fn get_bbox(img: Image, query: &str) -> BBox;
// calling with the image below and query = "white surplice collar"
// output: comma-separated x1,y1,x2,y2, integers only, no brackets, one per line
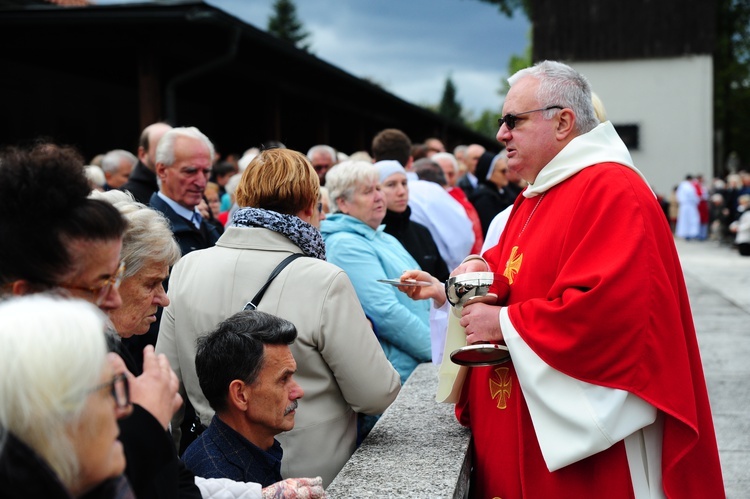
523,121,649,198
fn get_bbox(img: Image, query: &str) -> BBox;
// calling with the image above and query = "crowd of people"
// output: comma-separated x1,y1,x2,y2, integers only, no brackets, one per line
0,60,727,498
669,171,750,255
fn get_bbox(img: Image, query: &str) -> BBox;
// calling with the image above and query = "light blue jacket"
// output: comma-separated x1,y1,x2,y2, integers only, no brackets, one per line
321,214,431,382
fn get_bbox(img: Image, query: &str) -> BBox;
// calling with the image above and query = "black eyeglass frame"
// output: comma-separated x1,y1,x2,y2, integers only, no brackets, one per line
90,373,130,409
497,105,563,130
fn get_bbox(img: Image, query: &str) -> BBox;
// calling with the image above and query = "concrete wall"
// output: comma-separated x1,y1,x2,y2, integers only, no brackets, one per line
326,363,471,498
571,56,713,196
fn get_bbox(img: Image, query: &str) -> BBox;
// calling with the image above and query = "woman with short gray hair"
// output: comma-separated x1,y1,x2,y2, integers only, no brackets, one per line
321,160,432,384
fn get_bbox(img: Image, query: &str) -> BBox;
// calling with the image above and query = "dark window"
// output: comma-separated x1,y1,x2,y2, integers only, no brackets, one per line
614,124,639,150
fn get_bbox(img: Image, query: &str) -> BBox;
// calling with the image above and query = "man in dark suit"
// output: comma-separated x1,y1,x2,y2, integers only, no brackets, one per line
146,126,221,451
122,122,172,204
456,143,485,197
127,125,218,365
149,126,220,255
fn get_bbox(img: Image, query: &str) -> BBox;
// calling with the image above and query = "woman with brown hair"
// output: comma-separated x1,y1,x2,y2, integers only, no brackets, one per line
156,148,400,487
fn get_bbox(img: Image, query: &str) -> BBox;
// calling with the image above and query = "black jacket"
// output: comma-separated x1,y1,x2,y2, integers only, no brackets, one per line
0,430,135,499
468,184,516,237
457,174,476,198
382,207,450,282
121,161,158,205
107,335,202,499
149,193,220,256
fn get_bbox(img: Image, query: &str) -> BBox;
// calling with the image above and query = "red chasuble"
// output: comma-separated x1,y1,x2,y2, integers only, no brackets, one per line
456,163,724,498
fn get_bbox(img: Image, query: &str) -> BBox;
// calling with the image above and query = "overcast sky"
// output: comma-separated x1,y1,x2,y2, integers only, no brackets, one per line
97,0,531,116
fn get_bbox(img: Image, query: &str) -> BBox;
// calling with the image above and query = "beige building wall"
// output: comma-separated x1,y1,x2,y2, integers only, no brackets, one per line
572,56,713,196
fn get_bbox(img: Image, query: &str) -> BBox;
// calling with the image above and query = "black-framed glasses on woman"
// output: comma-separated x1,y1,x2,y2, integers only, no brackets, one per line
90,373,131,410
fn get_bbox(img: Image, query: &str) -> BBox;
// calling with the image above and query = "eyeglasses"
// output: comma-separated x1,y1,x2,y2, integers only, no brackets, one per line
90,373,130,410
497,106,563,130
59,262,125,306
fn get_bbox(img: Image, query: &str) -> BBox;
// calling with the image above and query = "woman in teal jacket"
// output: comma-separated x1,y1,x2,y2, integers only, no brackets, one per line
321,160,431,383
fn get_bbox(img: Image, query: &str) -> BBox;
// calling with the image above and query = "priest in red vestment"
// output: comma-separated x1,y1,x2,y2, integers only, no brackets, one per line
450,61,724,498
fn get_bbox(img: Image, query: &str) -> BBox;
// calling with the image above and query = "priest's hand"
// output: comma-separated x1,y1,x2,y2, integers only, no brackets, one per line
459,302,503,344
451,254,490,276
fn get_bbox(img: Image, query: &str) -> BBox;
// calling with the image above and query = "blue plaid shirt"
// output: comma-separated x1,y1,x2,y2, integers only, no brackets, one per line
182,415,283,487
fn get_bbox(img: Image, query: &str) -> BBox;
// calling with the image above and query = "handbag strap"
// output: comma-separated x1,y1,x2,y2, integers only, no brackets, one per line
243,253,305,311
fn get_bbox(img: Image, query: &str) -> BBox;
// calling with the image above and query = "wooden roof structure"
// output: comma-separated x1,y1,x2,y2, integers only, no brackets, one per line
0,1,498,159
531,0,715,62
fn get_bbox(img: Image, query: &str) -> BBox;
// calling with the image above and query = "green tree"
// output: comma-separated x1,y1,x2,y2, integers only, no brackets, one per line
469,109,502,139
267,0,311,51
500,30,533,95
476,0,531,18
715,0,750,173
461,0,532,138
438,76,464,124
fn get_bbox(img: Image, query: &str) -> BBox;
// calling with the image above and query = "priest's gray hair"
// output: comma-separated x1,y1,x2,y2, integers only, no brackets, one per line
508,60,599,135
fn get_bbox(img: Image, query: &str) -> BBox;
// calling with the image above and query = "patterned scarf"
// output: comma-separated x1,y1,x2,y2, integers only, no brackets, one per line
231,207,326,260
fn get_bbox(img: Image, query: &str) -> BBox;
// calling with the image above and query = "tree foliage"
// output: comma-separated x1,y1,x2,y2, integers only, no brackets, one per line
715,0,750,171
267,0,311,52
468,109,502,139
461,1,532,138
438,76,463,123
500,31,533,96
476,0,531,18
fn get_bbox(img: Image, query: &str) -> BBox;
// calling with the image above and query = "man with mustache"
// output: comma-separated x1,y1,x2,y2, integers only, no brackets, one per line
182,310,320,493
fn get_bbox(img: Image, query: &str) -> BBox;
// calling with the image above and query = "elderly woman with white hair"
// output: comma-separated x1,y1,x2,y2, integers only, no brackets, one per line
0,294,133,498
320,160,432,383
97,191,179,337
90,190,181,360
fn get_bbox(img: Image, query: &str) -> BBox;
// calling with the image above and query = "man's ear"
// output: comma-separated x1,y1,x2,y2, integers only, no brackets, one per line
8,279,34,296
155,162,168,180
137,146,147,163
228,379,250,411
555,109,576,140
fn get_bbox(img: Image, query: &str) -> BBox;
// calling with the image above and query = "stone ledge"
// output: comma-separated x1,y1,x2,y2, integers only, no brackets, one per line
326,363,471,498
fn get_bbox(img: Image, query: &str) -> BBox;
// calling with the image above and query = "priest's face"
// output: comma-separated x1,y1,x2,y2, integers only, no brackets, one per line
497,76,562,185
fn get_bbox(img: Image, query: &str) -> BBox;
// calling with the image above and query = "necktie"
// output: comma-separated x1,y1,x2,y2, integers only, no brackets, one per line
191,212,202,230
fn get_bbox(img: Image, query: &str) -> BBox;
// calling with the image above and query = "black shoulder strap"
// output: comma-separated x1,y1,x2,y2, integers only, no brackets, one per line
243,253,305,311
